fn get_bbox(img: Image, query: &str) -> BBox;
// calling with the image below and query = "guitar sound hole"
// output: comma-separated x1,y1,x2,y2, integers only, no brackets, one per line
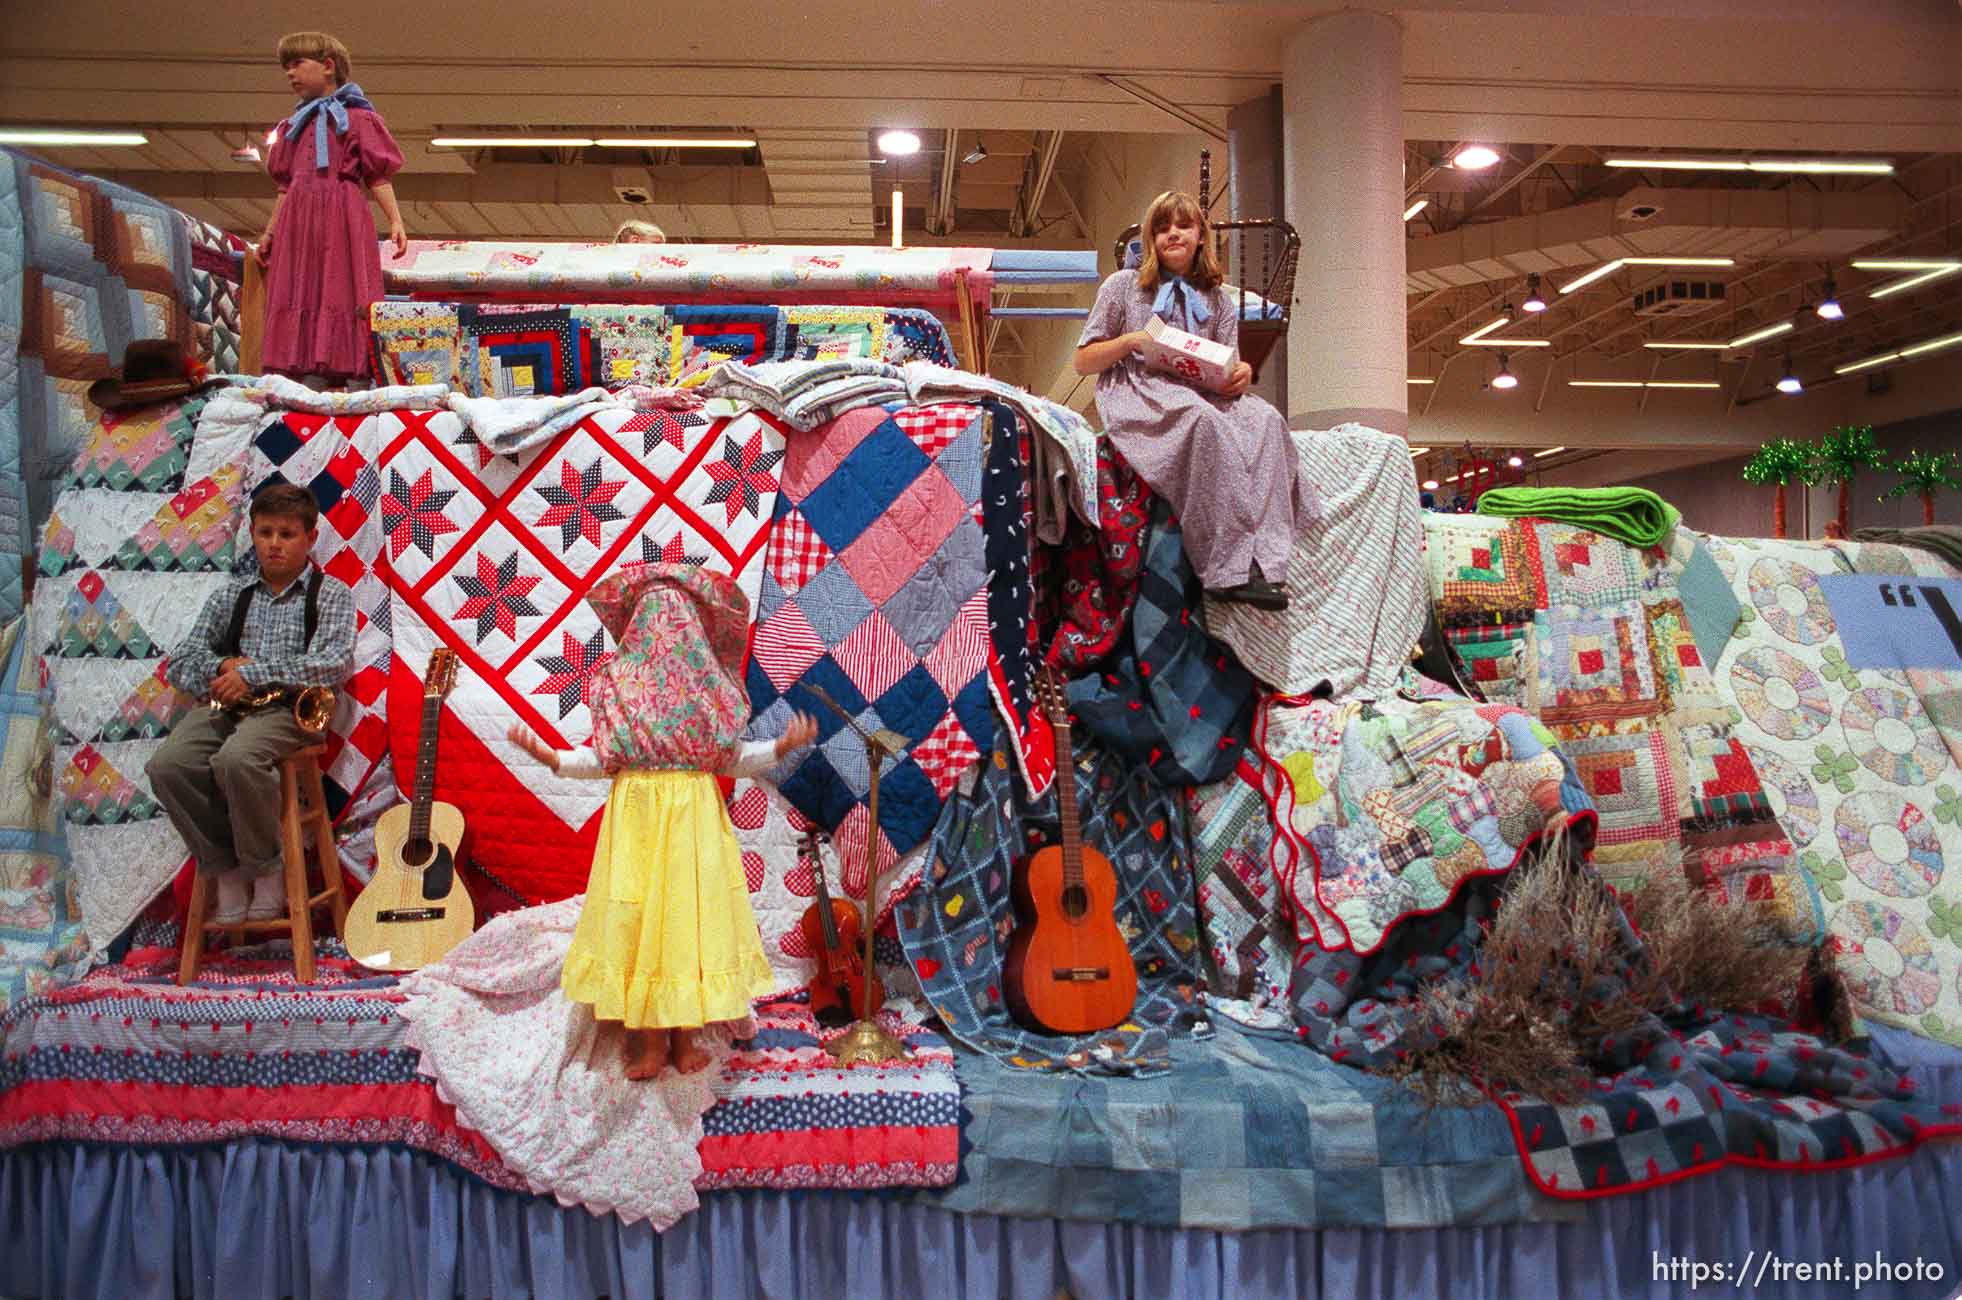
1060,884,1090,920
403,839,433,868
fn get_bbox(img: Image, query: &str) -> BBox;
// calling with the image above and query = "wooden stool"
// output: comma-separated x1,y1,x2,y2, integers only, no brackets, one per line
178,745,348,984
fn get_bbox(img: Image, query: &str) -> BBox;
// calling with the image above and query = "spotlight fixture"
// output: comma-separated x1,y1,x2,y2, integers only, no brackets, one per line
1815,277,1843,321
962,139,988,165
1520,274,1547,313
229,137,262,165
1422,478,1441,491
876,129,921,156
1491,353,1520,390
1776,355,1803,394
1452,144,1501,170
1506,455,1524,468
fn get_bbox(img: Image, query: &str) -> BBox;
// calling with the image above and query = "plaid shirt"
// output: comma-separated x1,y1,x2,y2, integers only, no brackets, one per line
166,563,355,697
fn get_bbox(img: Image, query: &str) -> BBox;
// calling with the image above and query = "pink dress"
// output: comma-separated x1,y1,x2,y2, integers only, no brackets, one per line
263,105,403,380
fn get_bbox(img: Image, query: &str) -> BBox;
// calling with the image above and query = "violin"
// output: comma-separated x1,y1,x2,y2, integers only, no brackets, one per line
795,829,884,1026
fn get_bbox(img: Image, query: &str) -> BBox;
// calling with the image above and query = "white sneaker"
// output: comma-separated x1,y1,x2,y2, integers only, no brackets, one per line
245,872,287,922
208,874,249,926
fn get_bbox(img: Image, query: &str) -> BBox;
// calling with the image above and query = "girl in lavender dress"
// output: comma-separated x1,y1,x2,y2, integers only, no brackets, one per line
256,31,406,383
1073,190,1316,610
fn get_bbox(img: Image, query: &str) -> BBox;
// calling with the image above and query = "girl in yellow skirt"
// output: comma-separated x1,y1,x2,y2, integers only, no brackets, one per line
508,562,815,1079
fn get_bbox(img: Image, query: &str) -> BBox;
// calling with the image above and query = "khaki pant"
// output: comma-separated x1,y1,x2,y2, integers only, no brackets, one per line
145,704,311,878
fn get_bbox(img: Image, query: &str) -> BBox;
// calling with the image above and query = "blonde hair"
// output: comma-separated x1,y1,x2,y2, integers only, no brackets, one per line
1136,190,1221,293
277,31,351,85
614,220,666,245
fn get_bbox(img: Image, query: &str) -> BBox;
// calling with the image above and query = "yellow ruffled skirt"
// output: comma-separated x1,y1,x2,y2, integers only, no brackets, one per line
560,769,775,1029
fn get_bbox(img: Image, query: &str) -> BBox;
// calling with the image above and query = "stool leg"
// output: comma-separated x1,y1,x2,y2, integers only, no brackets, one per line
178,871,210,985
305,761,348,938
281,763,317,983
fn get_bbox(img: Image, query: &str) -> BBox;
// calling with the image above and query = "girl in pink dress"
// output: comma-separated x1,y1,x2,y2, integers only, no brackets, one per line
257,31,406,383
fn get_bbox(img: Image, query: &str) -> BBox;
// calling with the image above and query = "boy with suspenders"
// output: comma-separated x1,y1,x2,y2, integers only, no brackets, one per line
147,484,356,926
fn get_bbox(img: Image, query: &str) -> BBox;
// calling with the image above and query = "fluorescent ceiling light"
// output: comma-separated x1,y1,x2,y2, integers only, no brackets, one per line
1408,446,1432,456
1869,265,1961,299
876,129,921,156
0,128,148,146
1458,315,1551,347
1452,145,1502,170
592,137,756,149
1559,260,1624,294
1643,341,1730,350
1726,321,1794,349
1849,259,1961,271
1603,156,1892,176
1406,377,1436,385
1558,255,1737,296
432,136,595,147
1569,380,1721,390
1402,199,1428,221
1831,329,1962,376
1535,445,1567,457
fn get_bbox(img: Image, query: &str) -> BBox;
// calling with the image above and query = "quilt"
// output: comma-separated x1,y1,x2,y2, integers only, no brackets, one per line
2,148,200,623
1187,759,1294,1011
1204,424,1426,699
1424,514,1819,946
30,391,256,954
0,611,88,1011
369,302,955,395
383,241,991,303
896,742,1205,1077
376,402,783,906
745,401,996,905
1260,692,1596,957
0,935,963,1200
1705,533,1962,1045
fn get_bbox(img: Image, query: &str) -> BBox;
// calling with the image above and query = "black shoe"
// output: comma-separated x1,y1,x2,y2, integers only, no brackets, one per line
1209,579,1290,611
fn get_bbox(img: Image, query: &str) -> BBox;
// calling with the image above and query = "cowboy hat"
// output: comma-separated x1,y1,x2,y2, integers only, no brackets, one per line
87,339,223,410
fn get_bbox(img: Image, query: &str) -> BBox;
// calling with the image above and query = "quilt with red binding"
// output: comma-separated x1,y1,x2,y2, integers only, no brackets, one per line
377,403,783,906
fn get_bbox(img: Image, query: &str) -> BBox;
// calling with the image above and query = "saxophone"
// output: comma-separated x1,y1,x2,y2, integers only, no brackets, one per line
210,685,336,735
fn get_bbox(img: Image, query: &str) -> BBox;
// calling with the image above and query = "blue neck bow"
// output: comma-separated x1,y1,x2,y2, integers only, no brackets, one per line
285,82,373,171
1150,274,1211,326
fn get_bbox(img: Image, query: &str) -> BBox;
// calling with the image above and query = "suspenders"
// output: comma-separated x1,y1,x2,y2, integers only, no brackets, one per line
222,567,324,658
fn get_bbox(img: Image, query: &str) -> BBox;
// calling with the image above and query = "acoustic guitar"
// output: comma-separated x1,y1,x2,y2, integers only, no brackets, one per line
796,828,884,1027
345,649,474,970
1002,667,1138,1034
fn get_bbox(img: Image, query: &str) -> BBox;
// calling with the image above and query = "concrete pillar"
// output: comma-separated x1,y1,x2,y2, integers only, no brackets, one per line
1282,10,1407,435
1227,87,1286,413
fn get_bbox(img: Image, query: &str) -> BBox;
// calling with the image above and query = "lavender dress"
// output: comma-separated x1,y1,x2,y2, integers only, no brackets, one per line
263,106,403,380
1079,269,1316,589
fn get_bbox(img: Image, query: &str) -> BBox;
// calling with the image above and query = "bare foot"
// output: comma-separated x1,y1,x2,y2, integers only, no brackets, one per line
625,1028,670,1080
670,1026,714,1074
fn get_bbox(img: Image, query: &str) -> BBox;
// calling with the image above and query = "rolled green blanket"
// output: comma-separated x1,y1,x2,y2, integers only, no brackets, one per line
1475,486,1682,549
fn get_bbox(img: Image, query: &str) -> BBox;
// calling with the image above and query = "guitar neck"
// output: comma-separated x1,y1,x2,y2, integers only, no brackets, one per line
408,693,441,842
1053,718,1084,888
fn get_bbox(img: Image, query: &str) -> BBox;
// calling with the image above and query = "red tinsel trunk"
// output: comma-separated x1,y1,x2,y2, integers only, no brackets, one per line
1926,492,1937,527
1838,484,1851,532
1773,484,1787,538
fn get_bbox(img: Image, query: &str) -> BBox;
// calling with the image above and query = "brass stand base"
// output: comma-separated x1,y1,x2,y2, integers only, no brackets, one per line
825,1017,907,1065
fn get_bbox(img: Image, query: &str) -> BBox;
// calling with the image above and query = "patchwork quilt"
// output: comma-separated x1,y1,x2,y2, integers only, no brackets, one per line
30,391,256,953
1705,534,1962,1045
0,611,88,1011
0,936,962,1198
374,403,783,905
1424,514,1819,945
745,402,996,906
2,149,191,622
370,302,955,396
897,742,1205,1077
383,241,991,302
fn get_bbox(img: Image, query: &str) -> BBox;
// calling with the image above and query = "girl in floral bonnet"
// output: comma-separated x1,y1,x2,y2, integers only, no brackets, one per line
510,563,814,1078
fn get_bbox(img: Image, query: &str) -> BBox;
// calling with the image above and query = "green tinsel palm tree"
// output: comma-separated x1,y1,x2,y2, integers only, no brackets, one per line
1883,449,1962,527
1814,424,1890,532
1740,437,1817,539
